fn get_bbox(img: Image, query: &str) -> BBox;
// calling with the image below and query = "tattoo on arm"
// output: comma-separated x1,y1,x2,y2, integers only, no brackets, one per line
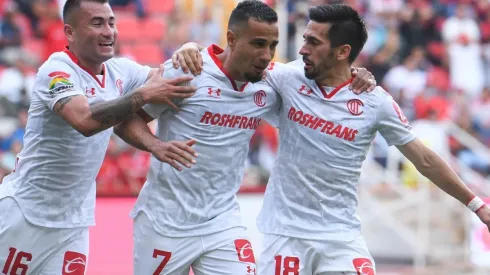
54,95,79,113
90,92,146,127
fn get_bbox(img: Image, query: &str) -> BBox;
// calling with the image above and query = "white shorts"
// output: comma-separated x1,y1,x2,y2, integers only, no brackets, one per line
133,212,257,275
257,233,375,275
0,197,89,275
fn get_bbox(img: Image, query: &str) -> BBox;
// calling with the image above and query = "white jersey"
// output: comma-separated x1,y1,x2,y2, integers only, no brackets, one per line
0,48,151,228
130,45,280,237
257,62,416,241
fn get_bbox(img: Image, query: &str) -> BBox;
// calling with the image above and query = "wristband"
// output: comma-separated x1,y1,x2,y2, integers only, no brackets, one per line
467,196,485,213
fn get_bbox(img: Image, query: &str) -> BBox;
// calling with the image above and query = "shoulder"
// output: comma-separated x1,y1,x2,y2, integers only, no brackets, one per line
106,57,137,67
357,86,393,108
36,55,80,87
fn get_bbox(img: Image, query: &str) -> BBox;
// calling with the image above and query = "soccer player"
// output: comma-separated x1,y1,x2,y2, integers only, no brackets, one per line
253,4,490,275
0,0,196,274
114,1,375,274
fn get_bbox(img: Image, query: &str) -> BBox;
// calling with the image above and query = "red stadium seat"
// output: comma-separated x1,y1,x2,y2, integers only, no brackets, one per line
130,43,163,66
116,16,140,42
145,0,175,15
140,17,167,42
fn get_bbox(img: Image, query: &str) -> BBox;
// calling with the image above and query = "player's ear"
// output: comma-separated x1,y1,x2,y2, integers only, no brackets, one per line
64,24,75,43
227,30,237,49
336,44,351,62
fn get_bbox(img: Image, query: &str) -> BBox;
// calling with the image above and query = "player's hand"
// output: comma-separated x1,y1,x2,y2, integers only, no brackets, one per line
150,139,198,171
350,67,376,94
476,204,490,233
143,64,196,111
172,42,203,76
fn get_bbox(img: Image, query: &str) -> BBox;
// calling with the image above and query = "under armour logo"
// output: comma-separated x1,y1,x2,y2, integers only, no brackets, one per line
246,265,256,274
85,87,95,98
208,88,221,98
298,85,312,95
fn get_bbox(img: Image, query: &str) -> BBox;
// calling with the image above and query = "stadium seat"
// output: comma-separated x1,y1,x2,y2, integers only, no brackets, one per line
130,43,164,66
146,0,175,15
141,17,167,42
116,16,140,42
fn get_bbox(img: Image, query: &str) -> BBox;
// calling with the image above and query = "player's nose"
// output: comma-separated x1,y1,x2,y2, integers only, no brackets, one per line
101,24,115,38
259,49,273,63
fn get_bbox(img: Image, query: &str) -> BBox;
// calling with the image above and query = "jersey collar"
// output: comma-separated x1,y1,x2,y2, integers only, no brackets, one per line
207,44,248,92
63,46,106,89
315,78,353,99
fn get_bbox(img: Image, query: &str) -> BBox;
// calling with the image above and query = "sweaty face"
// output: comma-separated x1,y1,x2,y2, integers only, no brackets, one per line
299,21,335,80
232,19,279,83
71,2,117,66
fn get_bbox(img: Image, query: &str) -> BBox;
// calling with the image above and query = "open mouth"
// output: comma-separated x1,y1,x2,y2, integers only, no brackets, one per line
99,42,114,47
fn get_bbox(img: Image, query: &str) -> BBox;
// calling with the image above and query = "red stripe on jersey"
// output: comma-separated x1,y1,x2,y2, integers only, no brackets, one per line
62,46,106,88
207,44,248,92
316,77,353,99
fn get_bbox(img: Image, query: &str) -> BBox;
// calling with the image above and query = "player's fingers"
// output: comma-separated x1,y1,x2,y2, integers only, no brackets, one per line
156,64,165,76
367,78,376,92
196,51,203,74
350,71,367,93
357,82,372,94
172,54,179,69
164,156,183,171
169,144,195,163
183,52,199,76
168,76,194,85
191,51,202,74
170,86,196,98
154,154,182,171
178,54,189,74
168,151,193,168
350,74,363,92
175,141,198,159
165,99,180,112
186,139,197,147
350,67,358,76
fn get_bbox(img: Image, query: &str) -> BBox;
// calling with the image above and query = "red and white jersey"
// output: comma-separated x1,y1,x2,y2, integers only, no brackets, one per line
257,62,416,241
131,45,280,237
0,48,151,228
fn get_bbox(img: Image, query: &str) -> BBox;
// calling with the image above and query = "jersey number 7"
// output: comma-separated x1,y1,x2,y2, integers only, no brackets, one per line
152,249,171,275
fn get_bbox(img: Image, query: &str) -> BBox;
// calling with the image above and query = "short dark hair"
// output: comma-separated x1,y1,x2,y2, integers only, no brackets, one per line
228,0,278,31
63,0,108,24
308,4,367,63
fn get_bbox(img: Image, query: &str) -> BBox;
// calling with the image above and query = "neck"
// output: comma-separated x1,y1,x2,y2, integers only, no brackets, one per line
315,65,352,87
69,46,104,75
219,47,246,82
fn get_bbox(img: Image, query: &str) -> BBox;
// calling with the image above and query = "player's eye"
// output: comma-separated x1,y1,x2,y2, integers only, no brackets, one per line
253,41,265,48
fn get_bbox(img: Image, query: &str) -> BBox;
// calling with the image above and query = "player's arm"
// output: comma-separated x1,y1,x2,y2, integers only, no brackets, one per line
53,65,195,137
397,139,487,211
114,110,197,171
375,88,490,231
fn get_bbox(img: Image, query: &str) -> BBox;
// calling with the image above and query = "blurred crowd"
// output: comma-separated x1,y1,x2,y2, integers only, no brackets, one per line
0,0,489,195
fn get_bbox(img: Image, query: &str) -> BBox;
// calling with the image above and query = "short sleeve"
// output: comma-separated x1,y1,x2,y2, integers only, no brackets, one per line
115,58,152,95
263,62,294,94
142,60,189,119
35,61,84,111
376,88,416,146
